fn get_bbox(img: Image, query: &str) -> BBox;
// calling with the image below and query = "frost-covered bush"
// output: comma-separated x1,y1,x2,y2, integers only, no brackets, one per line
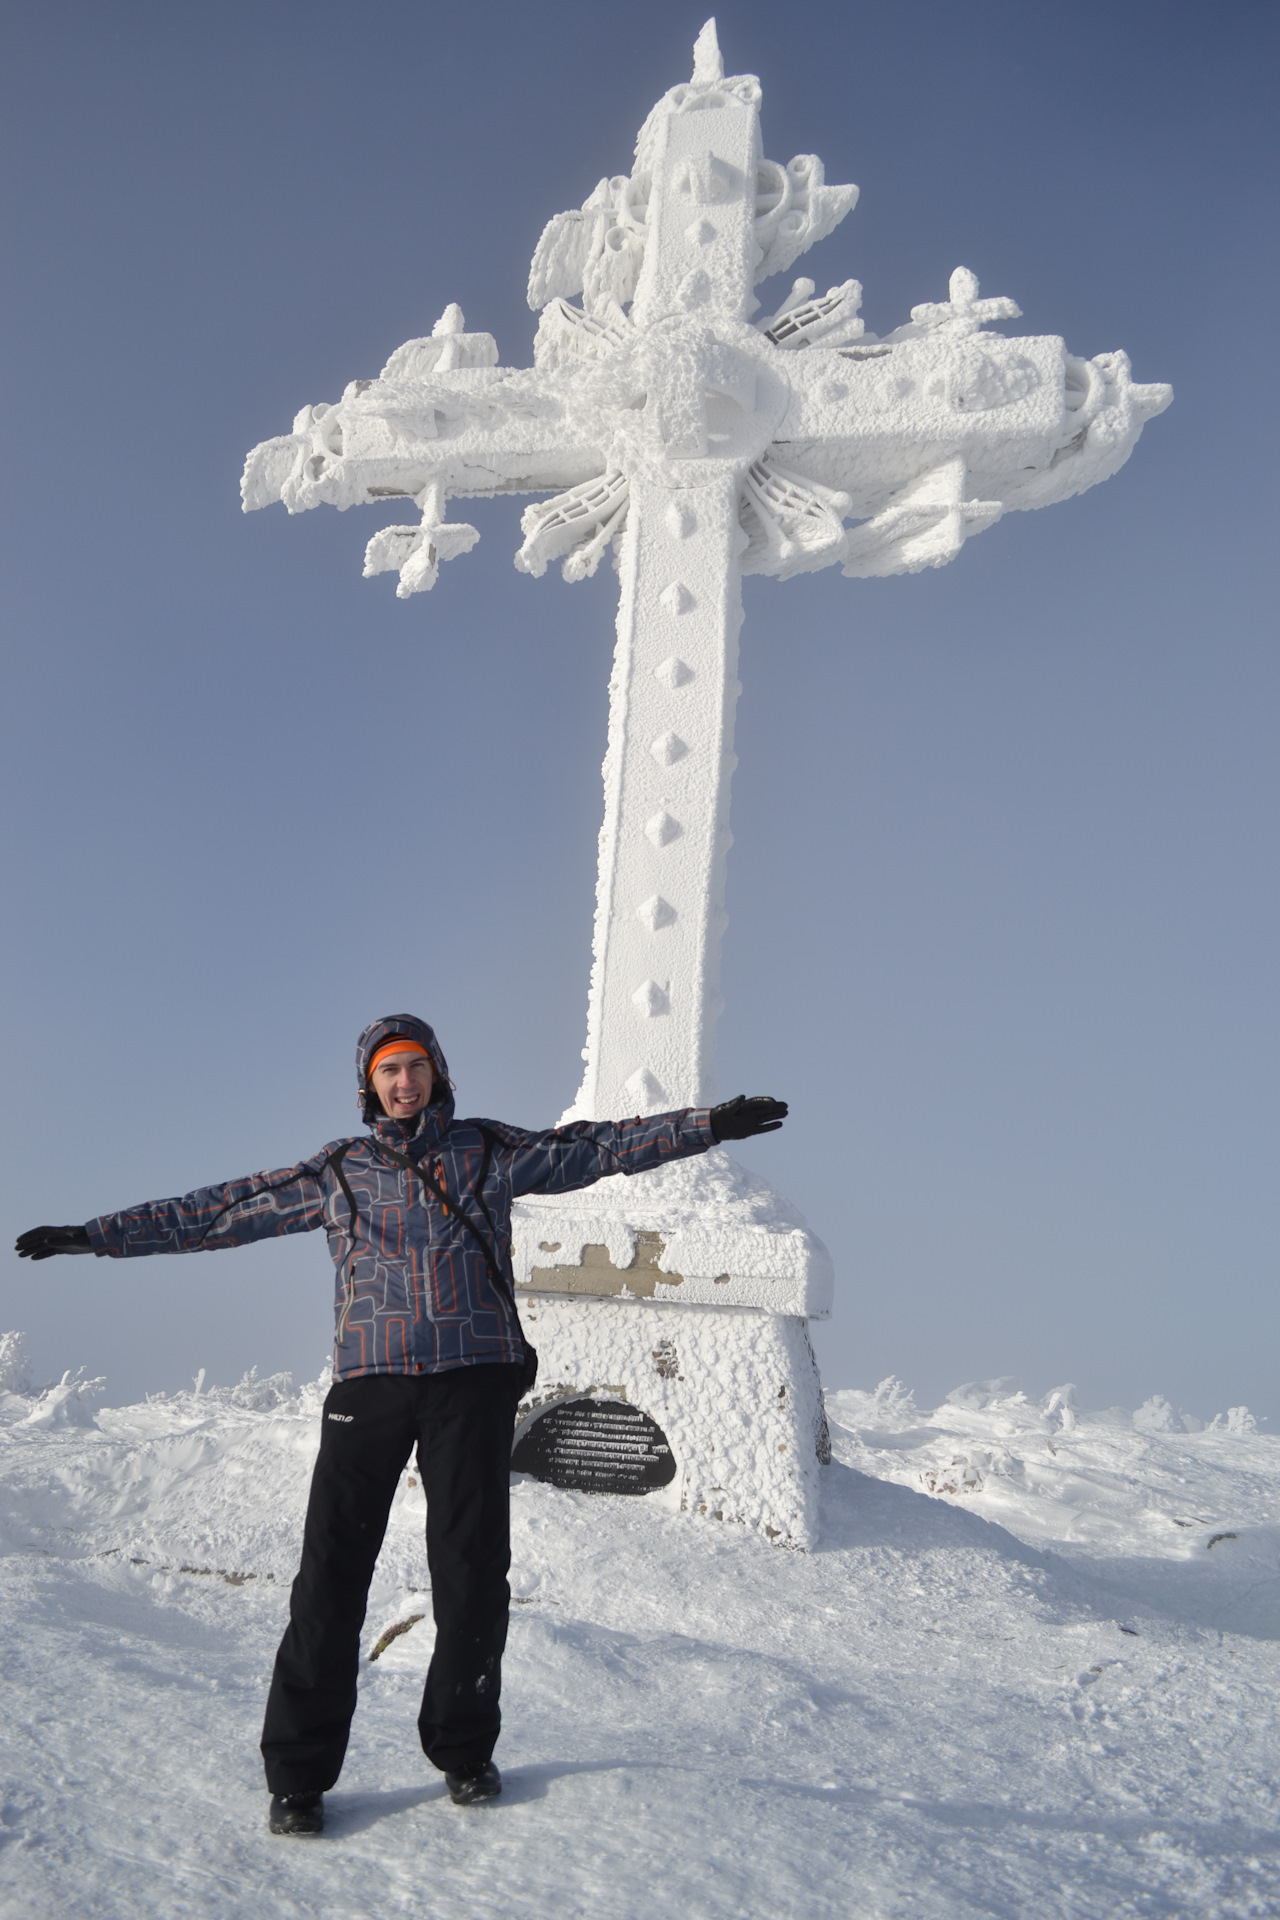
23,1368,107,1430
1134,1395,1205,1434
0,1330,33,1396
226,1367,303,1412
1043,1385,1079,1431
146,1361,333,1419
945,1378,1026,1412
1211,1406,1259,1434
2,1335,108,1427
824,1375,919,1431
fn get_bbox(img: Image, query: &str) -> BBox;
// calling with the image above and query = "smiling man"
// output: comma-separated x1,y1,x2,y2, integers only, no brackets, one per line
15,1013,786,1835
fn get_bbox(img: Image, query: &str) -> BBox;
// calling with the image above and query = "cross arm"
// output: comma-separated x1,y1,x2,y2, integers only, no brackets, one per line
243,367,597,512
241,304,604,595
738,273,1171,583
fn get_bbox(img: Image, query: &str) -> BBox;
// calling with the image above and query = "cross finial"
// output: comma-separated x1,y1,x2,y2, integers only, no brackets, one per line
691,18,724,85
906,266,1021,336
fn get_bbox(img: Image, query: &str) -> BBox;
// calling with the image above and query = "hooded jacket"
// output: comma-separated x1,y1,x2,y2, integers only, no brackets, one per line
86,1016,715,1381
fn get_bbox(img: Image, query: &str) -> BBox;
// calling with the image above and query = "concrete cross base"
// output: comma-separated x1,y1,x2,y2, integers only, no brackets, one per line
513,1293,831,1549
511,1150,835,1319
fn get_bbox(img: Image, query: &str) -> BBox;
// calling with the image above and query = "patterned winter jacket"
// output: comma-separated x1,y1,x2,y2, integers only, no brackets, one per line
86,1015,715,1381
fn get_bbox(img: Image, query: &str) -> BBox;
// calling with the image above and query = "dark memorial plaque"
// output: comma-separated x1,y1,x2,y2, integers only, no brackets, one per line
511,1397,676,1495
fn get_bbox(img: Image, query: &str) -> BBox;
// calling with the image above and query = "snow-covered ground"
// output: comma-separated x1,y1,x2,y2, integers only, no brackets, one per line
2,1337,1277,1919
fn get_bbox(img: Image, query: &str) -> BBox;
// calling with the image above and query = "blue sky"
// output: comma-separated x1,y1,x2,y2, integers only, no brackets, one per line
2,0,1276,1417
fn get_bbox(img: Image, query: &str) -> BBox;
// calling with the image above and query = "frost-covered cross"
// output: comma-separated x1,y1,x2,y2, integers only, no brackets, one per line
244,19,1166,1135
243,22,1168,1543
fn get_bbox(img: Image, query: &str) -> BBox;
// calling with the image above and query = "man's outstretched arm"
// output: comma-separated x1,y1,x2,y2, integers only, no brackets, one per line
15,1154,334,1261
503,1094,788,1197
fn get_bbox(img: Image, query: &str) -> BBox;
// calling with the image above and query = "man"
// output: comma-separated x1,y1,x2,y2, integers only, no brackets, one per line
16,1014,787,1835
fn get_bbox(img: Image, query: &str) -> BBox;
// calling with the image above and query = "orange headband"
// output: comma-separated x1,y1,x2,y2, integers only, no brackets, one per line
368,1038,431,1076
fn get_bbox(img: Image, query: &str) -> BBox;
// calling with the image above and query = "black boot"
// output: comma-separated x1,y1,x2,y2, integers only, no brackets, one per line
269,1791,324,1836
445,1760,501,1805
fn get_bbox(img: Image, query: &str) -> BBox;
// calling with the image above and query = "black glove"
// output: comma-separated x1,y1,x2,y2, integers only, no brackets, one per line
15,1226,93,1261
709,1095,788,1142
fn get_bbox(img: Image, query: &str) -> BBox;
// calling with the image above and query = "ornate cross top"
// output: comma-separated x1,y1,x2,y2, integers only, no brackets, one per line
243,18,1169,1127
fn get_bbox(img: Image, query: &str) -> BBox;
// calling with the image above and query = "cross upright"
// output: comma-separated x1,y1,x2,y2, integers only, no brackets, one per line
243,19,1168,1543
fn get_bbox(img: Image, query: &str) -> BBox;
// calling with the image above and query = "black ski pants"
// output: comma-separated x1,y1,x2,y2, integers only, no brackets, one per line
260,1362,524,1795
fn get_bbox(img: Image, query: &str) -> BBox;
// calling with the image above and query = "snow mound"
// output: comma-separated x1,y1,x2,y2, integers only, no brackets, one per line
826,1375,1280,1640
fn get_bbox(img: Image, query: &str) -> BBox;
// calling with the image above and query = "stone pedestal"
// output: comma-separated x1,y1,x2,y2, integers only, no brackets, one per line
514,1294,829,1548
510,1149,833,1548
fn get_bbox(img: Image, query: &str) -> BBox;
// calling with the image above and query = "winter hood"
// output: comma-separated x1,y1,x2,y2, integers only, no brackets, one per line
355,1015,454,1127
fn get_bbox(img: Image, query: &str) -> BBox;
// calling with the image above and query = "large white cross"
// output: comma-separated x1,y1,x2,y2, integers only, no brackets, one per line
243,18,1168,1313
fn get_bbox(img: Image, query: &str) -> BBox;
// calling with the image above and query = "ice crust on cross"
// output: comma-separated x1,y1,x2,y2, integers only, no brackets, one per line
243,21,1169,1314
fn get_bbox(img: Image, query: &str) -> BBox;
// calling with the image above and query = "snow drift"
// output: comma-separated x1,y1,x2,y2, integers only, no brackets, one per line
1,1340,1276,1918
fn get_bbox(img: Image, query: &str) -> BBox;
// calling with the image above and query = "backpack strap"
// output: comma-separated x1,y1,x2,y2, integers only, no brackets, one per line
324,1143,360,1237
470,1124,503,1265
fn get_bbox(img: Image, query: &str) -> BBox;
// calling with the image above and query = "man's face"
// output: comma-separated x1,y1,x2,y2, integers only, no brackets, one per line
370,1048,436,1120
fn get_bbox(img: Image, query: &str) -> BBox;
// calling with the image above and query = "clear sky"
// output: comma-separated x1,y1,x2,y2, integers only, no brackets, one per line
2,0,1276,1419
